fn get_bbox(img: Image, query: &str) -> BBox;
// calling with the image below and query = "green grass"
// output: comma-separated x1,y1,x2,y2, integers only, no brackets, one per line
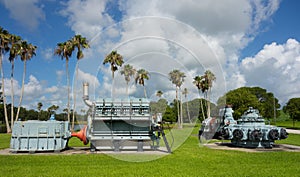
1,125,300,177
272,121,300,130
0,133,10,150
276,133,300,146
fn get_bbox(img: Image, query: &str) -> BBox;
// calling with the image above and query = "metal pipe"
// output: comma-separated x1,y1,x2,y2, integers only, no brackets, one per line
83,82,93,107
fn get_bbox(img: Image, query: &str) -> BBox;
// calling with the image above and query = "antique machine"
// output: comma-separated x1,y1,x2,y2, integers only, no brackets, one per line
10,117,71,152
199,106,288,148
72,83,171,152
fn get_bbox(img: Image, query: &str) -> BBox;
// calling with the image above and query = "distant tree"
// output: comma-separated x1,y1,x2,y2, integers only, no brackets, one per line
203,70,216,118
182,88,191,123
8,34,22,128
120,64,136,96
103,50,124,79
70,34,89,131
135,69,150,98
156,90,163,98
54,39,74,123
16,41,37,121
217,87,280,119
193,75,206,120
47,105,59,115
283,98,300,127
150,98,168,114
37,102,43,120
169,69,185,128
193,70,216,119
0,27,11,133
162,105,176,123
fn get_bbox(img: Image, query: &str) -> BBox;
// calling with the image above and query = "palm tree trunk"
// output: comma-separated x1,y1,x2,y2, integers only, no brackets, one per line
71,63,79,131
207,89,211,118
126,82,129,97
143,86,147,98
176,87,181,128
180,89,183,128
0,55,11,133
66,60,70,123
198,90,205,120
186,100,191,124
16,60,26,121
10,60,14,128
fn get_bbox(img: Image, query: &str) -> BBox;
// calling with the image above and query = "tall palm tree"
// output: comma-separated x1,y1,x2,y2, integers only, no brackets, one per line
193,75,206,120
203,70,216,118
156,90,163,98
135,69,150,98
120,64,136,96
8,34,21,127
70,34,89,131
169,69,185,128
0,27,11,133
193,70,216,119
103,50,124,79
54,40,74,123
182,88,191,123
15,41,37,121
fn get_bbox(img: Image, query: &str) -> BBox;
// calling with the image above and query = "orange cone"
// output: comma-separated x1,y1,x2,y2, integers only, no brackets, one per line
71,125,89,145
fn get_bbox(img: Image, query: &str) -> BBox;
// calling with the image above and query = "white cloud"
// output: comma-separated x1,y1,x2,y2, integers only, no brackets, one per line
57,0,283,105
240,39,300,105
56,70,64,85
41,48,53,61
59,0,114,40
1,0,45,31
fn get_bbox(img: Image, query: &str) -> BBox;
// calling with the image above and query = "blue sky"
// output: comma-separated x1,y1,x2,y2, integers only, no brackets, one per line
0,0,300,112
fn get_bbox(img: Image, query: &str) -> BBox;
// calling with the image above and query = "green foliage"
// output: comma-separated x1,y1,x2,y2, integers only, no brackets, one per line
162,105,176,123
218,87,280,119
150,98,168,114
283,98,300,122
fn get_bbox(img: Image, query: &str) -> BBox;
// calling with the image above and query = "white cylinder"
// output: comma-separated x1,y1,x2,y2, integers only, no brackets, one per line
83,82,89,98
83,82,93,107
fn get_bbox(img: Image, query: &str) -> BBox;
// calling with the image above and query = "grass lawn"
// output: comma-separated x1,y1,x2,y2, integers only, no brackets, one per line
1,126,300,177
273,121,300,130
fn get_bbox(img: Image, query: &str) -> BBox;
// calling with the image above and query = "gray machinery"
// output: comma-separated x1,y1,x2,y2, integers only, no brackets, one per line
199,106,288,148
10,118,71,152
72,83,171,152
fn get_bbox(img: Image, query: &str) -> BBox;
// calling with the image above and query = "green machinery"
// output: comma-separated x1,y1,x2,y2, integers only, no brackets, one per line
73,83,171,152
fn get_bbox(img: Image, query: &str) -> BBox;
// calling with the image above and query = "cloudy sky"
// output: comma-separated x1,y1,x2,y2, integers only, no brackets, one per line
0,0,300,113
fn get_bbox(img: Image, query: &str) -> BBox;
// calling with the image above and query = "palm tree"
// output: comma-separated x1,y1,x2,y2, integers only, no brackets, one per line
37,102,43,120
0,27,11,133
135,69,150,98
15,41,37,121
203,70,216,118
182,88,191,123
70,34,89,131
47,105,59,116
193,70,216,119
193,75,206,120
103,50,124,79
8,34,21,127
156,90,163,98
169,69,185,128
120,64,136,96
54,40,74,123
